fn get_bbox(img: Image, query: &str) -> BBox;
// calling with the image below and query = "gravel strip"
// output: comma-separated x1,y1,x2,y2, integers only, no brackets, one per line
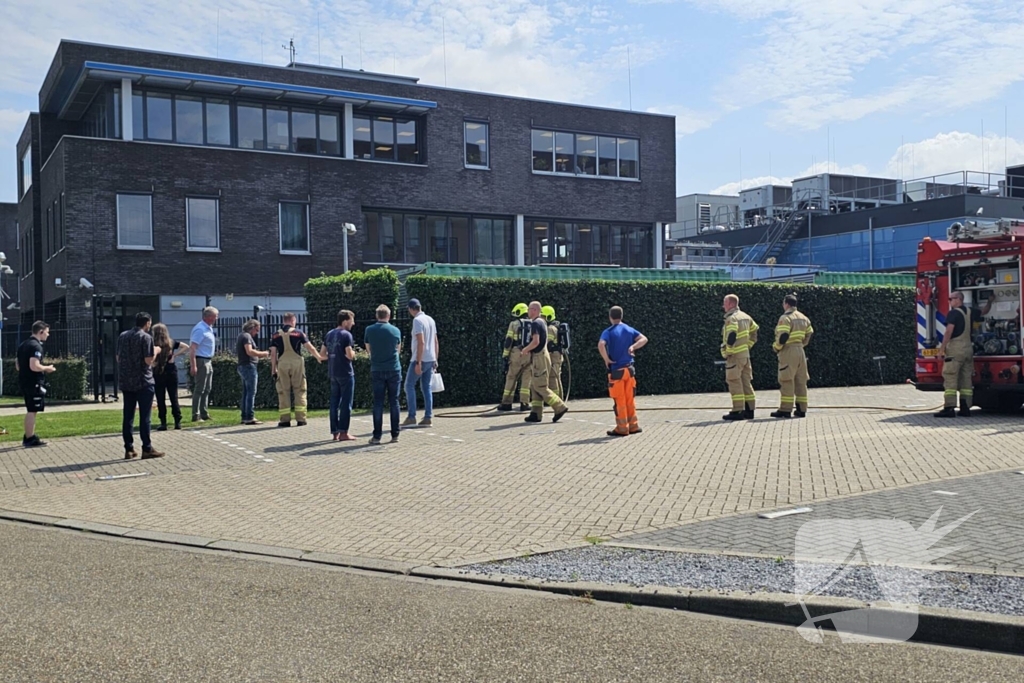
463,547,1024,618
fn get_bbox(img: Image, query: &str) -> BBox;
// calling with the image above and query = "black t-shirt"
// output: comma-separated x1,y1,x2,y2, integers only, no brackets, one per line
948,307,967,339
17,338,44,389
236,332,257,366
271,326,309,356
530,319,548,354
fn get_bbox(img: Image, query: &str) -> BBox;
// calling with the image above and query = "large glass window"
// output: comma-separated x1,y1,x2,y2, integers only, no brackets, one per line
186,197,220,251
532,130,553,172
397,120,418,163
618,138,639,179
175,95,203,144
206,99,231,146
532,130,638,179
573,223,594,264
629,225,652,267
610,225,628,265
318,112,340,155
575,135,597,175
363,210,512,264
266,107,289,151
353,116,372,158
238,104,264,149
279,202,310,254
592,223,611,264
373,117,395,160
291,109,317,154
465,121,489,168
145,92,173,141
20,149,30,198
552,222,571,263
117,194,153,249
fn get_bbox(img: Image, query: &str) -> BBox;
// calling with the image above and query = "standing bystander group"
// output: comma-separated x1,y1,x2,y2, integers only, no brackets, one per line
320,309,356,441
236,319,270,425
403,298,439,428
364,304,402,445
116,312,165,460
151,323,188,431
189,306,219,423
17,321,56,447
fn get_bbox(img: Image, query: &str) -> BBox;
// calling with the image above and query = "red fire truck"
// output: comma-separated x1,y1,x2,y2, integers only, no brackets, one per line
915,218,1024,411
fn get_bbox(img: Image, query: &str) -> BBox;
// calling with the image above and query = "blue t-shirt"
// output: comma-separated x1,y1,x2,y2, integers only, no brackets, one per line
364,322,402,372
600,322,641,371
324,328,354,378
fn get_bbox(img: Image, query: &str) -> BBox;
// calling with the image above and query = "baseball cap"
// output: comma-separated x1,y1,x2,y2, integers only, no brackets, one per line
408,298,422,310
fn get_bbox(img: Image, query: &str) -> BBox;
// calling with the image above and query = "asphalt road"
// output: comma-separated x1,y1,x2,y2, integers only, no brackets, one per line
0,522,1020,683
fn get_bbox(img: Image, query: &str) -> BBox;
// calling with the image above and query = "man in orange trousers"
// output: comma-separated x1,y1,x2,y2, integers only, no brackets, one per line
598,306,648,437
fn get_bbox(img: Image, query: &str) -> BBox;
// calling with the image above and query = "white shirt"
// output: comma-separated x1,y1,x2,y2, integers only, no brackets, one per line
411,313,437,363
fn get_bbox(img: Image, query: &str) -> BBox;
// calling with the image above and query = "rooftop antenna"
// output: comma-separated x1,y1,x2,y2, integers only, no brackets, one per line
769,152,772,185
216,9,220,58
442,17,448,86
359,31,364,70
827,126,830,174
260,31,264,64
627,45,633,111
317,11,322,65
982,119,986,173
283,38,296,64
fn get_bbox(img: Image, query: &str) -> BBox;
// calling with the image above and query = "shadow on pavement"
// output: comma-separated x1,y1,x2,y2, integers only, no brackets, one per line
32,459,125,474
264,442,329,453
558,437,613,446
474,422,539,432
301,443,386,457
879,413,1020,430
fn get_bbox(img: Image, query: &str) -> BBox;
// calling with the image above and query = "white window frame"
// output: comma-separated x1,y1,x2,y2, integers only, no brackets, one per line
116,193,154,250
464,120,490,169
279,201,311,255
186,196,221,252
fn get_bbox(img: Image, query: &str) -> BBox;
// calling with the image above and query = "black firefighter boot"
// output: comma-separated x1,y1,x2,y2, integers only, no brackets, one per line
722,411,745,421
770,410,792,419
959,399,972,417
934,406,957,418
743,403,755,420
794,407,806,418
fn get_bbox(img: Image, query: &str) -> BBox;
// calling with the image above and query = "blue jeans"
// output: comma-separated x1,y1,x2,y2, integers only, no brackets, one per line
371,369,401,440
122,385,155,451
237,364,258,422
330,374,355,434
405,360,435,420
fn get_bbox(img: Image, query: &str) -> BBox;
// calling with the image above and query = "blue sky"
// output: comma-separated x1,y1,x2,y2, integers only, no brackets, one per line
3,0,1024,203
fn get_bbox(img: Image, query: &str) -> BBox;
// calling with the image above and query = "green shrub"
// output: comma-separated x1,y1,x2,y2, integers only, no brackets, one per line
304,268,400,342
2,356,89,401
403,276,916,406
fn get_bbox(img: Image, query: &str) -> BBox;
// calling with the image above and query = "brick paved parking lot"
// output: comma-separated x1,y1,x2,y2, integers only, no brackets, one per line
0,385,1021,568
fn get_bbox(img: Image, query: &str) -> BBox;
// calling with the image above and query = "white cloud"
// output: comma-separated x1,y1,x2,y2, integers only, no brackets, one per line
646,105,717,136
705,131,1024,195
686,0,1024,129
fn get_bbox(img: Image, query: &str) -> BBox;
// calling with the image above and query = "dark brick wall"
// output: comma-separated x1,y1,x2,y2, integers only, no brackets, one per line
0,204,16,262
16,116,39,320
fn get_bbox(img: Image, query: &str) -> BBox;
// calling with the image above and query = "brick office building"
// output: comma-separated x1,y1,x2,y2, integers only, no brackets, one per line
13,40,675,339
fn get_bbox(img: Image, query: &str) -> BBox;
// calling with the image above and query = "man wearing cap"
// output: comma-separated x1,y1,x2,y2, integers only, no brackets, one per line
403,298,439,428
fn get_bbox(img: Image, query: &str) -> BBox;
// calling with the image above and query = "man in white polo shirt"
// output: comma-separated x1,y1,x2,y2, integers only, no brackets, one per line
402,298,439,428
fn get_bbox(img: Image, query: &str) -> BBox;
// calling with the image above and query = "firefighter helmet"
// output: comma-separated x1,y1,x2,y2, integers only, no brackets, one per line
512,303,529,317
541,305,556,322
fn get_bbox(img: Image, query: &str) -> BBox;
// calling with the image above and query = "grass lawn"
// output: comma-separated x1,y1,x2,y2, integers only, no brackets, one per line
0,408,335,443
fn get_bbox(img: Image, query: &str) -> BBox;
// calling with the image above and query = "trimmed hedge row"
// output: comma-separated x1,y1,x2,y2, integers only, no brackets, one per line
402,276,916,407
2,357,89,401
304,268,400,342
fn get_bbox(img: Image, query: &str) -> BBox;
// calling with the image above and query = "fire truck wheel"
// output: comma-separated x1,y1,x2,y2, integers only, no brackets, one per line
973,391,1024,414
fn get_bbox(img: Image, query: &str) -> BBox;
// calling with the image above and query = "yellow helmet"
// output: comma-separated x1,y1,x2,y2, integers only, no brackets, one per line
541,305,556,322
511,303,529,317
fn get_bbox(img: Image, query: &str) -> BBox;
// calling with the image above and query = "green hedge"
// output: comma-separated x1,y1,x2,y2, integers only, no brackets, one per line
403,276,916,406
2,357,89,401
204,352,375,411
304,268,400,341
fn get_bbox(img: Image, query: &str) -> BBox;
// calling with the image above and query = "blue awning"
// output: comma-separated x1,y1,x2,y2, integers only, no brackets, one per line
58,61,438,119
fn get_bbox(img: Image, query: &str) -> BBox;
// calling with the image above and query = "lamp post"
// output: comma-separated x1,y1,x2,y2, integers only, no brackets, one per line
0,252,13,396
343,223,357,273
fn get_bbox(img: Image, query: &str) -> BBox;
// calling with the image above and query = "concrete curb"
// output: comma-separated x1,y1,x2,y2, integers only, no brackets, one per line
410,567,1024,656
4,507,1024,655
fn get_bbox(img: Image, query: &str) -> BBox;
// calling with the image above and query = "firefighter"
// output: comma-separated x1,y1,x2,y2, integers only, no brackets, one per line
542,305,564,398
270,313,323,427
521,301,569,423
771,293,814,419
936,290,973,418
599,305,648,436
721,294,759,421
497,303,531,411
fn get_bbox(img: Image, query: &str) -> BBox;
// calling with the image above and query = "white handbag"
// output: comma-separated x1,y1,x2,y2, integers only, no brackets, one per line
430,371,445,393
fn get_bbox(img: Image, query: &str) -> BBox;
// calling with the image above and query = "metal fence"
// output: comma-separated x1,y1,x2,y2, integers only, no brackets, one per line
216,311,412,354
1,325,94,359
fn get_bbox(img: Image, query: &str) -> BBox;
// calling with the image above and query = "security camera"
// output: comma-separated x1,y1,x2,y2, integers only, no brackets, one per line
343,222,357,236
7,303,19,310
79,277,94,290
0,251,6,263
